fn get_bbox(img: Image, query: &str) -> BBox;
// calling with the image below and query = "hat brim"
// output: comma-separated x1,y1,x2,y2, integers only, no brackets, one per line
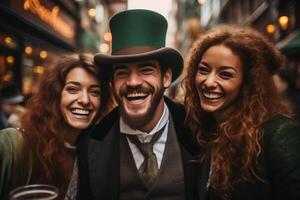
0,95,24,104
94,47,183,82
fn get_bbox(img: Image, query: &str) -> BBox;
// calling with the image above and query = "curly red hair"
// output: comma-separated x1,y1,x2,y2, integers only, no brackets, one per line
183,26,293,198
20,53,112,193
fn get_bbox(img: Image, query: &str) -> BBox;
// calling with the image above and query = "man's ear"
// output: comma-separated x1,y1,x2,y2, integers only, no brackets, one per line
109,80,115,92
163,68,172,88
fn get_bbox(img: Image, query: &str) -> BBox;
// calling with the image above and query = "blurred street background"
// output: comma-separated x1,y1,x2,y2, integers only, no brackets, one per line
0,0,299,100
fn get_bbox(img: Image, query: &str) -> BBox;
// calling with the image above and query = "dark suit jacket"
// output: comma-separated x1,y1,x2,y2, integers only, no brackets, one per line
77,97,200,200
198,116,300,200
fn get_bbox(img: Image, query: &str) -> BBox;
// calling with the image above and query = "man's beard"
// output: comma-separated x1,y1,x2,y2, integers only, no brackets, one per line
114,83,165,130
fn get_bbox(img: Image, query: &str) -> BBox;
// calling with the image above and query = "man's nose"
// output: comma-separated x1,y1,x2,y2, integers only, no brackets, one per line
126,71,143,87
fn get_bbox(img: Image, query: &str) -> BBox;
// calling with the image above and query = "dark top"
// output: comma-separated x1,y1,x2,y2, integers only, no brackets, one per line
285,88,300,122
198,116,300,200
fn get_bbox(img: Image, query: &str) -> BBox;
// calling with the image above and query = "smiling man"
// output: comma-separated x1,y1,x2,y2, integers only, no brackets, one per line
77,9,199,200
112,59,170,132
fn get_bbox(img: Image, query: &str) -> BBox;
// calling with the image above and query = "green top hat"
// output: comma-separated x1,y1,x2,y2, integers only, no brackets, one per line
94,9,183,82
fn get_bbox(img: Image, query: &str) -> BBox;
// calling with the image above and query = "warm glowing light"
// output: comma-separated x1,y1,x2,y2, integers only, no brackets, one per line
3,71,12,81
6,56,14,64
197,0,206,5
88,8,96,17
4,36,12,44
23,0,75,39
34,65,45,74
40,50,48,59
266,24,276,34
278,16,289,30
23,78,32,95
25,46,32,55
100,43,109,54
104,32,112,42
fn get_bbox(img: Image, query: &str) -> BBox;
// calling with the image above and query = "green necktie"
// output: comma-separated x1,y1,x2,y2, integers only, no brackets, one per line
127,124,167,186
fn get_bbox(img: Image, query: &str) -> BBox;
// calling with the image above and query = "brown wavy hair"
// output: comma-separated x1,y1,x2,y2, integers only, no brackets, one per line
20,53,112,195
183,26,293,198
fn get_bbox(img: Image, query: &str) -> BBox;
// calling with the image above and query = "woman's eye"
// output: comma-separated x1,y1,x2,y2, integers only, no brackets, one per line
197,66,209,74
220,71,235,79
90,89,101,97
66,87,79,94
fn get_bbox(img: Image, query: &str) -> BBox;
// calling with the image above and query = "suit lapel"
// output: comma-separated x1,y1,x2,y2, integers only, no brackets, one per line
180,142,200,199
165,98,200,199
88,122,120,199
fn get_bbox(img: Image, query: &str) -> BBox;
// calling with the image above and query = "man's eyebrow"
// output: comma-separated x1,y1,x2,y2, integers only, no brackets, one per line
137,62,158,68
113,64,128,71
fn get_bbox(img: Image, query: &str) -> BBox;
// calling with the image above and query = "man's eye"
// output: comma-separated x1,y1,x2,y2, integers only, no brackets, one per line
141,67,155,74
114,70,128,77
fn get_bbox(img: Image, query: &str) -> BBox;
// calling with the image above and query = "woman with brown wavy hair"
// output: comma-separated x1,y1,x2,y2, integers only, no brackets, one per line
0,53,112,199
183,26,300,200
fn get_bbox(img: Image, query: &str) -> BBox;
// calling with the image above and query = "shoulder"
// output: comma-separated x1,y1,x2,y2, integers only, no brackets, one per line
164,96,184,110
262,117,300,198
0,128,23,150
0,128,24,161
83,107,119,141
0,128,24,198
165,97,199,153
164,97,186,129
262,115,300,163
263,115,299,141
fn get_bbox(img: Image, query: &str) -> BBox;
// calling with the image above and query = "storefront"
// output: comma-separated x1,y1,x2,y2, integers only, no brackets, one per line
0,0,80,96
276,0,300,89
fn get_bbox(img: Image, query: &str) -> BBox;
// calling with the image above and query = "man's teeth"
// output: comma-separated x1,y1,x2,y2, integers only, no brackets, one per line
127,92,148,98
71,109,90,115
203,92,222,99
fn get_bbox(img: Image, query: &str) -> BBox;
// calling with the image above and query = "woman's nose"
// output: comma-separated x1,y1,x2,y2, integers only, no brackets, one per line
78,91,90,105
203,74,218,89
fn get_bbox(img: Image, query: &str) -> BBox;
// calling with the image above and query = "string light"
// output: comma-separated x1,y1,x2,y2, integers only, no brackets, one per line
278,16,289,30
266,24,276,34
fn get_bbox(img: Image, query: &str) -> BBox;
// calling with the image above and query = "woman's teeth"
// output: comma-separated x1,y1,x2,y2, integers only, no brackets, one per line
71,108,90,115
203,91,223,99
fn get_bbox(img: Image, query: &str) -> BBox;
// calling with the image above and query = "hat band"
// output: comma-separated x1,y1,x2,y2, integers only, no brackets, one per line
112,46,159,55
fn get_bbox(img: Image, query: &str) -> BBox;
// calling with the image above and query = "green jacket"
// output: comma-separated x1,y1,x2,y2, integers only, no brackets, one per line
0,128,32,200
198,116,300,200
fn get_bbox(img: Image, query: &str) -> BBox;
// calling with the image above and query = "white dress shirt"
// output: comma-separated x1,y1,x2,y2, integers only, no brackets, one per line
120,102,169,169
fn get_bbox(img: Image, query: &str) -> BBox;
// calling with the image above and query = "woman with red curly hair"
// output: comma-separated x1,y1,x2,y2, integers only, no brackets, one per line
183,26,300,200
0,53,112,199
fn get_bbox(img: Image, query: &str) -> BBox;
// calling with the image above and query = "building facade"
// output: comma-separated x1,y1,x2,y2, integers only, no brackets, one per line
0,0,81,96
199,0,300,88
